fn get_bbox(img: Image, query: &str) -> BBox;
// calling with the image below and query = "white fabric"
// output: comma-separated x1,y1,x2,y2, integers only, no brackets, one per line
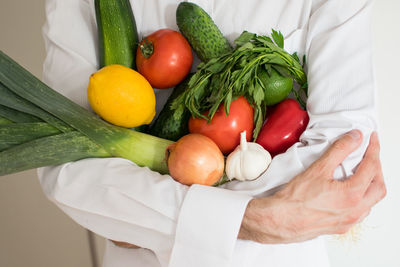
38,0,377,266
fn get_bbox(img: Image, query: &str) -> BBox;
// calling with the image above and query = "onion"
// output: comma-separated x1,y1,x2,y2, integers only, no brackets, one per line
166,134,224,186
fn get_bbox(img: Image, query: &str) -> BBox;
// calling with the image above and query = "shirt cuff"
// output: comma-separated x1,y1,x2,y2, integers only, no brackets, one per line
168,184,252,267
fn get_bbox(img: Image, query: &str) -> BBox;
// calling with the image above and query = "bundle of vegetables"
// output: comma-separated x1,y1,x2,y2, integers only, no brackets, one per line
0,51,226,185
171,30,308,140
147,2,309,159
0,0,309,186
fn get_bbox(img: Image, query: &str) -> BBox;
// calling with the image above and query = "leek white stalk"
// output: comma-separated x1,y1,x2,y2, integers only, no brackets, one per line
225,131,271,181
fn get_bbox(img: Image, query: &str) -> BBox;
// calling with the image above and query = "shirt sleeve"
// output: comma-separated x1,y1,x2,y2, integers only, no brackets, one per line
224,0,377,196
38,0,252,266
303,0,377,167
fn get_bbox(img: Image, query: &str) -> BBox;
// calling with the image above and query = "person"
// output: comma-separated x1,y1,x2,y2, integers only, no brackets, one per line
38,0,386,266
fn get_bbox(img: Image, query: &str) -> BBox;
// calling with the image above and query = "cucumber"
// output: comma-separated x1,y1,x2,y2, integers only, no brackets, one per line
176,2,232,62
149,75,192,141
95,0,139,69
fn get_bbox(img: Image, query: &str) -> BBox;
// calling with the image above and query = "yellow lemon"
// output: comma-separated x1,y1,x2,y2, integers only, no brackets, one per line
88,64,156,128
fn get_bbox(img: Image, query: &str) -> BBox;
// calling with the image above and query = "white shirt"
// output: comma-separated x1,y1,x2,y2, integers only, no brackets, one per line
38,0,377,266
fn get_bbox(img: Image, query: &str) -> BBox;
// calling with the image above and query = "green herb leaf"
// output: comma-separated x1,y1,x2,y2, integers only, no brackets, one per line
224,91,232,116
261,55,287,66
271,29,284,48
272,65,292,78
256,36,273,46
237,42,254,52
253,81,264,106
240,69,253,89
234,31,256,46
291,52,300,64
238,57,249,68
247,81,255,95
171,103,185,120
302,54,307,69
252,105,264,140
264,64,272,76
188,72,201,88
206,62,226,73
197,61,205,68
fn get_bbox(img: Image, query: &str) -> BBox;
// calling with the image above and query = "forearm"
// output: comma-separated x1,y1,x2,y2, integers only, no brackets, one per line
38,158,253,266
238,197,283,243
38,158,187,250
239,194,330,244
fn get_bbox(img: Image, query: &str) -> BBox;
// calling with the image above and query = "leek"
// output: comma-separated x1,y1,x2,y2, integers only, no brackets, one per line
0,51,173,176
0,104,42,123
0,83,73,132
0,131,110,175
0,122,60,151
0,115,13,125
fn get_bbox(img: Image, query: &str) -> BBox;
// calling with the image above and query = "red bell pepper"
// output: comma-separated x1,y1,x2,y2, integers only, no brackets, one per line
256,98,309,157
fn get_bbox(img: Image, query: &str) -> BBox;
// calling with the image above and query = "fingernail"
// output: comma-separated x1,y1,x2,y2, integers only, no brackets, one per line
347,130,361,140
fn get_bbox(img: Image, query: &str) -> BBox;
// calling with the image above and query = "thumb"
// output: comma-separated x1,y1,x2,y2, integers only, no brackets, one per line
317,130,363,173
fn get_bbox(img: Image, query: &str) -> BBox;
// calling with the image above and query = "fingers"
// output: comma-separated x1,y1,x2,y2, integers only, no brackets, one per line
111,240,141,249
342,132,386,225
360,134,386,204
347,173,386,227
346,132,381,191
315,130,363,174
363,174,386,207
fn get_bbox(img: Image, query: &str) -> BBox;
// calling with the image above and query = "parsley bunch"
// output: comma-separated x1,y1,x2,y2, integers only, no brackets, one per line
171,30,308,139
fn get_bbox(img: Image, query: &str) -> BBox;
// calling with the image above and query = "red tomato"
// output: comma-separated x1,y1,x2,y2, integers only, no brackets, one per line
136,29,193,89
188,96,254,155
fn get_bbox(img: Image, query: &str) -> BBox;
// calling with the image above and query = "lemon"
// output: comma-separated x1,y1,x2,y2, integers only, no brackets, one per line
262,68,293,106
88,64,156,128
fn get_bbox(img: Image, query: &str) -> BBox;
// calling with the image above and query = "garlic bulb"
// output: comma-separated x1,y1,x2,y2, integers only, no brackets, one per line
225,131,272,181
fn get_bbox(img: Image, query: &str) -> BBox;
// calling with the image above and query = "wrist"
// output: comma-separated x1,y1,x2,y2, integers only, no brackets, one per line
238,196,281,243
239,192,304,244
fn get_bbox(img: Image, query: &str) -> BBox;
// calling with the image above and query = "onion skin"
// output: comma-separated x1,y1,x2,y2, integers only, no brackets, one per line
166,134,224,186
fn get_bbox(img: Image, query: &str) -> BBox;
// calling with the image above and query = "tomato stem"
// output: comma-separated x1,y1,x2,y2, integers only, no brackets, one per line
139,38,154,59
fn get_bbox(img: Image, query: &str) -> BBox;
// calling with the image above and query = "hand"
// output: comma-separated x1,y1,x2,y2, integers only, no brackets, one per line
238,130,386,244
110,240,141,249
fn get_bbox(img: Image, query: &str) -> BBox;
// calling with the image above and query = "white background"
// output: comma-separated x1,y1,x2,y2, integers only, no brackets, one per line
0,0,399,266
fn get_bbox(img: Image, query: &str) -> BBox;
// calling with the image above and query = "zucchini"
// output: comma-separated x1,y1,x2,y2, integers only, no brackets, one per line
176,2,232,62
149,75,192,141
95,0,139,69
